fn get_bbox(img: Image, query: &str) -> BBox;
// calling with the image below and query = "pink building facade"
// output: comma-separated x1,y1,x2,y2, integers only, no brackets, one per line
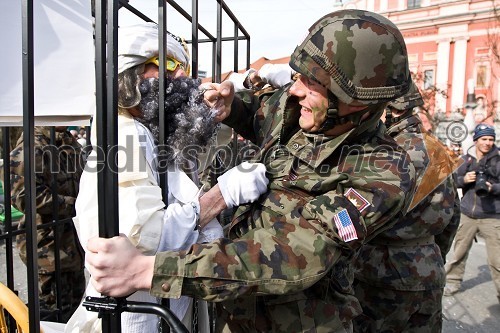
339,0,500,133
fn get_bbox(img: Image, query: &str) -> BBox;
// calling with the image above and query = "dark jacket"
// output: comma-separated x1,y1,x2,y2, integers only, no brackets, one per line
456,144,500,219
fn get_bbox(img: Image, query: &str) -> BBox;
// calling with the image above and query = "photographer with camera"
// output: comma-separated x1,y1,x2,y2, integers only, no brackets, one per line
444,124,500,302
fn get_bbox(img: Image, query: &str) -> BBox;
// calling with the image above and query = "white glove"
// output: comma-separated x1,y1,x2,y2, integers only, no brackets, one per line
226,69,256,92
258,63,294,88
217,161,269,208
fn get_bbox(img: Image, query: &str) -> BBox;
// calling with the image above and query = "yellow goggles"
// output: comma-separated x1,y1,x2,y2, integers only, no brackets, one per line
145,56,190,76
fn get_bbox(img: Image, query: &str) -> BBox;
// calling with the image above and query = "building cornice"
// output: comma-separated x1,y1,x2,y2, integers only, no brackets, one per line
391,9,496,30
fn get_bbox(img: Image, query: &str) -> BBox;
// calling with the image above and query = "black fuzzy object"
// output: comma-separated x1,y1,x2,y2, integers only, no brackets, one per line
137,76,218,163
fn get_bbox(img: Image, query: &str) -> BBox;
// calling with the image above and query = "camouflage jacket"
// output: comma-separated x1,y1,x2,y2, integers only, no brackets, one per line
354,114,461,291
10,127,83,219
151,87,415,330
10,127,84,272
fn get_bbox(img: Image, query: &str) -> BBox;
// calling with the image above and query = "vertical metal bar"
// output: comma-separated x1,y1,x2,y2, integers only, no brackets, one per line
191,0,199,79
3,127,17,333
94,0,107,234
158,0,168,202
212,44,216,83
233,23,239,73
21,0,40,331
157,3,170,332
230,23,240,168
105,0,120,245
246,38,250,70
106,2,121,332
95,0,121,331
215,1,222,82
49,127,63,322
2,128,13,288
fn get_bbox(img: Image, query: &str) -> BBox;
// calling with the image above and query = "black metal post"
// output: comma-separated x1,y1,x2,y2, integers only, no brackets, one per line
95,0,121,331
21,0,40,331
191,0,199,79
49,127,63,322
215,1,222,83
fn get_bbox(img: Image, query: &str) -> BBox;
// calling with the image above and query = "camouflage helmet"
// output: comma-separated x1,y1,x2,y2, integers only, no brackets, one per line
289,9,411,106
388,80,423,111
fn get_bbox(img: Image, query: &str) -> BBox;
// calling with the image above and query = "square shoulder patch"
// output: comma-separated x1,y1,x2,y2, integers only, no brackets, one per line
344,188,371,213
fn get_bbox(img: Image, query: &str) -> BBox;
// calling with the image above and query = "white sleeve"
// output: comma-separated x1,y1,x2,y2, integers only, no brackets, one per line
157,168,223,251
157,200,199,252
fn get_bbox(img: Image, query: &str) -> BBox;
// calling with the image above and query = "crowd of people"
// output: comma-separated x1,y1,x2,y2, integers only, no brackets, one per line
7,7,499,333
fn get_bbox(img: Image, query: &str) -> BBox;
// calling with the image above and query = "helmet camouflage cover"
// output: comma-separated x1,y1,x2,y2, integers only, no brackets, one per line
289,9,411,106
388,80,424,111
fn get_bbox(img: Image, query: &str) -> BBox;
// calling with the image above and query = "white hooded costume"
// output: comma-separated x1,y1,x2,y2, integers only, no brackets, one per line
65,23,221,333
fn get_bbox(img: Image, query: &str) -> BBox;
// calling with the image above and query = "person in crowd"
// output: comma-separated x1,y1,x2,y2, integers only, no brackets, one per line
65,23,268,333
444,124,500,302
69,129,79,139
352,82,462,332
10,126,86,322
85,9,416,332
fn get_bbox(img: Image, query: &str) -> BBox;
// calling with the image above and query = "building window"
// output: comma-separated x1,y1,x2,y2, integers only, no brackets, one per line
475,47,490,57
476,65,488,88
408,54,419,65
424,69,434,89
407,0,421,9
423,52,437,62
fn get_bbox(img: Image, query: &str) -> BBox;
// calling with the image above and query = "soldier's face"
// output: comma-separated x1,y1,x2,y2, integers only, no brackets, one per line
290,74,367,134
289,74,329,132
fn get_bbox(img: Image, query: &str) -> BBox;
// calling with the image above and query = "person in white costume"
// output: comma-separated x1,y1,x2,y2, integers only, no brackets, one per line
65,22,268,333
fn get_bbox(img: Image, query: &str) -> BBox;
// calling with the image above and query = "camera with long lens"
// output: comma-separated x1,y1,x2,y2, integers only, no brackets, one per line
475,169,489,197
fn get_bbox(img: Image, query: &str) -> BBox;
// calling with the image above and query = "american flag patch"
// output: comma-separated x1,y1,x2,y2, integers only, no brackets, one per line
333,209,358,242
344,188,370,213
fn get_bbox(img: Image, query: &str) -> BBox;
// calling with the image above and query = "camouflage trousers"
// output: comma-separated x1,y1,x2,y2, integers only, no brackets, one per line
39,269,86,322
16,217,86,322
215,297,354,333
352,280,443,333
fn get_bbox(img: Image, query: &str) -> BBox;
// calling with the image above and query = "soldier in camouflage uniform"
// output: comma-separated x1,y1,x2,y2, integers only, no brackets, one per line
10,126,85,322
86,10,416,332
352,82,462,332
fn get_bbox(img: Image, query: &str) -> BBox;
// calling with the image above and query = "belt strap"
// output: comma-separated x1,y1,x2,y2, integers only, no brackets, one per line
369,235,435,247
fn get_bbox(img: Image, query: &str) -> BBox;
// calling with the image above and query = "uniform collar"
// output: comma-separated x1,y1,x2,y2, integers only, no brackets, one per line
285,108,384,169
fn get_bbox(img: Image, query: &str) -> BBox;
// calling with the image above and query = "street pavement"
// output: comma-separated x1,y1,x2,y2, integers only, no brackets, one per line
1,236,499,331
442,236,500,332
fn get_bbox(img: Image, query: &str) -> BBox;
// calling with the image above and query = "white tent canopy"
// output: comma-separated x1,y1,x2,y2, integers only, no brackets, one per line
0,0,95,126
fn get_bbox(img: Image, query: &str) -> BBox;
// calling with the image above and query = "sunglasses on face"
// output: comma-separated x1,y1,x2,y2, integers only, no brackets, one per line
145,56,190,76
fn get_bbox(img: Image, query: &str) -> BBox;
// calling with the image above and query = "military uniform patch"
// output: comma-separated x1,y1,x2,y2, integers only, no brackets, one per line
333,209,358,242
345,188,371,213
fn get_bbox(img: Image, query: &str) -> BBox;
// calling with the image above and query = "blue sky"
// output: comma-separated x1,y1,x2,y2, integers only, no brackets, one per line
120,0,340,76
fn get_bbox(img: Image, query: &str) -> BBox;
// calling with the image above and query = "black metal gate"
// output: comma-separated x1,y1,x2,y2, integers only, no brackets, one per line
0,1,250,332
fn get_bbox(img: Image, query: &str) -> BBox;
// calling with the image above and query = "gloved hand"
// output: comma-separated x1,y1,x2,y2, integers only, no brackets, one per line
217,161,269,208
225,70,253,92
258,63,295,88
